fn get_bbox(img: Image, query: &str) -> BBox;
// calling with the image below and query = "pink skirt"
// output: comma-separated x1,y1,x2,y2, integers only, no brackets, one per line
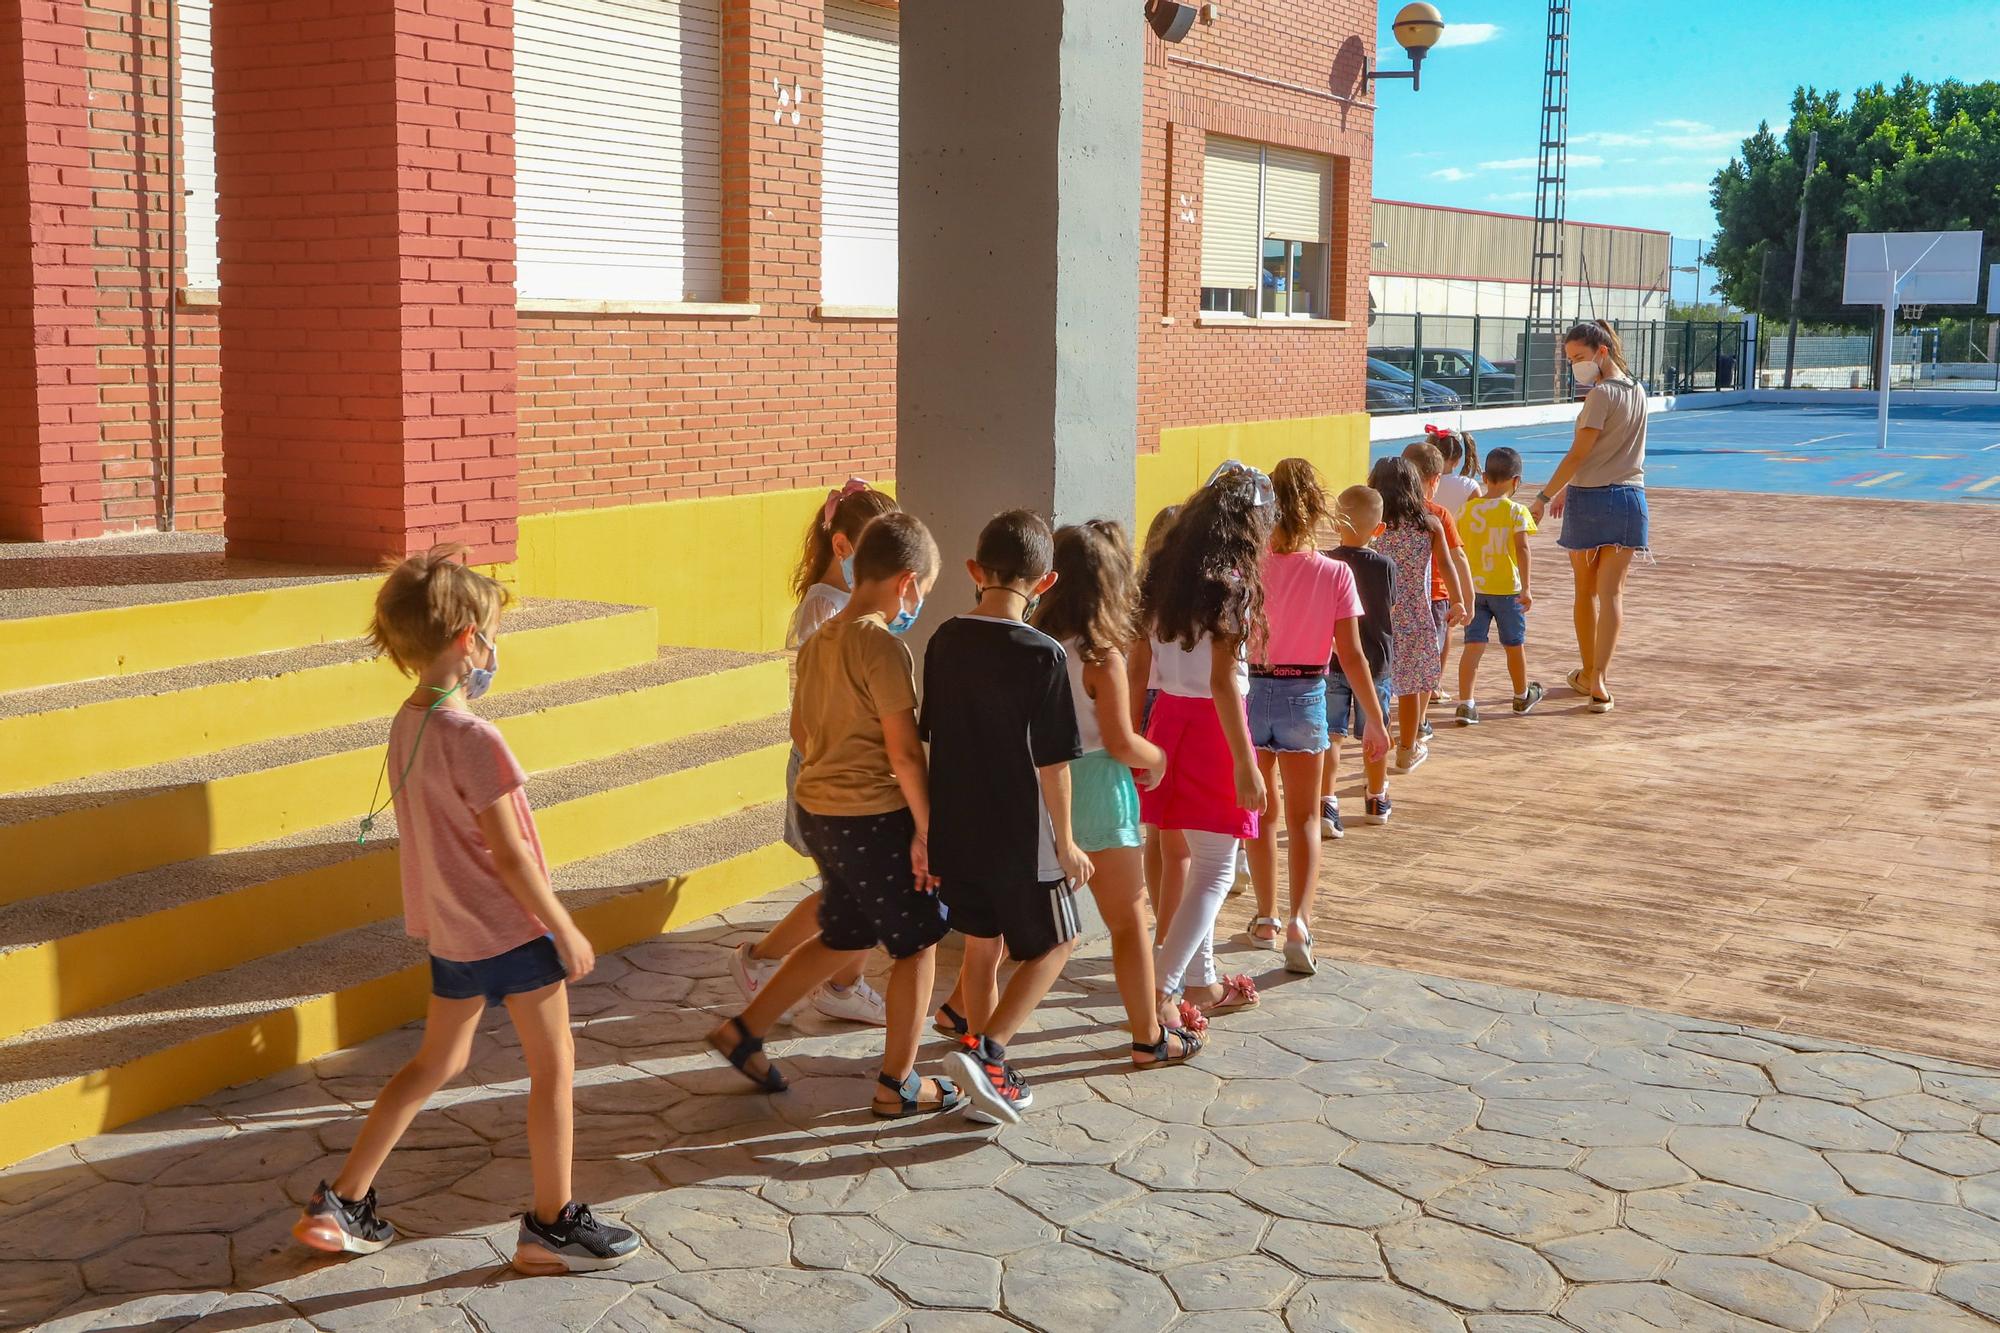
1139,692,1260,838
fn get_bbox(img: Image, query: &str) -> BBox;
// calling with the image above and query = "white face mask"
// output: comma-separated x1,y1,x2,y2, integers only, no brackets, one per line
1571,357,1602,386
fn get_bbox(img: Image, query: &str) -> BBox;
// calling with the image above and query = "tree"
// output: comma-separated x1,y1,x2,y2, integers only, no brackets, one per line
1708,78,2000,324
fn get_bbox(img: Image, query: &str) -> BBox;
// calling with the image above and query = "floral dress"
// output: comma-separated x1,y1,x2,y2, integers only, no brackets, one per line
1379,522,1443,697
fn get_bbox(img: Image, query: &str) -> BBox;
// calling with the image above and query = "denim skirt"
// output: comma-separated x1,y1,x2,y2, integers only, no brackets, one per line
1559,484,1649,552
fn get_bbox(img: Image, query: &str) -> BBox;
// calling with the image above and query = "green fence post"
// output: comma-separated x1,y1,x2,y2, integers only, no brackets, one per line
1471,313,1481,408
1412,313,1426,416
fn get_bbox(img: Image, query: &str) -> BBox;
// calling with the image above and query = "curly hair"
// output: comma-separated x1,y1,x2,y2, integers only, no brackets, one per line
1032,520,1138,665
792,484,898,600
1368,456,1430,532
1270,457,1331,553
1140,468,1273,653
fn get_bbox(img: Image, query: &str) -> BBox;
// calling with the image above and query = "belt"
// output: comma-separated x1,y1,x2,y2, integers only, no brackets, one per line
1249,664,1327,679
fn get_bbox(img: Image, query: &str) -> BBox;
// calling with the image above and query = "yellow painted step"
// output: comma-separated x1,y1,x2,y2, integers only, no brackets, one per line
0,658,790,907
0,744,790,1043
0,841,812,1172
0,577,378,694
0,605,659,795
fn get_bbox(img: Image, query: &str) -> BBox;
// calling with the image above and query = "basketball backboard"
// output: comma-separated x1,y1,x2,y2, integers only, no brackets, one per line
1843,231,1983,305
1988,264,1999,315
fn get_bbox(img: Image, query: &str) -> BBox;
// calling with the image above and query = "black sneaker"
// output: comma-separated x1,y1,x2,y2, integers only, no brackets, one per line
514,1201,641,1275
1363,792,1392,825
948,1035,1031,1125
1319,797,1344,840
293,1180,396,1255
1514,682,1546,715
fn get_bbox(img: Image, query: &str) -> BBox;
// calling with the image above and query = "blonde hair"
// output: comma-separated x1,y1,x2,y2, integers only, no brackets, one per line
1401,439,1445,483
1334,484,1382,538
368,543,510,676
1565,319,1631,377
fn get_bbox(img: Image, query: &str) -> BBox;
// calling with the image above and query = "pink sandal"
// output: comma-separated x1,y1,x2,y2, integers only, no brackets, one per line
1209,974,1260,1014
1172,998,1211,1034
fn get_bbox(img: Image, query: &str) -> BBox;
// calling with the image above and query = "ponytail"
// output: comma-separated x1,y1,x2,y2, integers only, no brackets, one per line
1458,429,1480,478
1565,319,1631,378
792,480,898,599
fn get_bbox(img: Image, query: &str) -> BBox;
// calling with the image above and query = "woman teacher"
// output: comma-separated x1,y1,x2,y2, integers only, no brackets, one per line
1527,320,1648,713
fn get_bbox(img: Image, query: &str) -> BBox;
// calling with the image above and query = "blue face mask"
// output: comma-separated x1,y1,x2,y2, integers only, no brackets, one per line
839,553,856,589
888,597,923,635
465,631,499,700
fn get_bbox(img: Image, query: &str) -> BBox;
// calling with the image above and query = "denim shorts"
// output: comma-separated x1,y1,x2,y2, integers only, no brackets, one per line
1559,484,1649,551
430,935,566,1006
1247,673,1330,754
1328,672,1392,740
1465,593,1528,647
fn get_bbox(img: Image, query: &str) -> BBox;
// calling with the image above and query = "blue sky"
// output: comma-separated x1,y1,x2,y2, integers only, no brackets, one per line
1372,0,2000,302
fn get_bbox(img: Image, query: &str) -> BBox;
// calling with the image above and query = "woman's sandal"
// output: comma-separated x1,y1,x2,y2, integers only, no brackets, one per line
1132,1027,1205,1068
1284,930,1317,977
932,1003,969,1039
1589,694,1615,714
1169,996,1210,1036
1206,974,1261,1014
872,1071,967,1119
1246,916,1283,950
710,1016,787,1093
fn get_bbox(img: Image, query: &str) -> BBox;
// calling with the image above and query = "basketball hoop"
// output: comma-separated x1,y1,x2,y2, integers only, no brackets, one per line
1900,303,1925,323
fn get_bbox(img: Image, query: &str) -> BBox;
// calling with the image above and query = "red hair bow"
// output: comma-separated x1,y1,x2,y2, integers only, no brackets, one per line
821,477,871,529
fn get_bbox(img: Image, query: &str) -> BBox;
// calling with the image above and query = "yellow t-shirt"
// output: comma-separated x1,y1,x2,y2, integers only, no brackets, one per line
1458,494,1539,596
792,612,919,816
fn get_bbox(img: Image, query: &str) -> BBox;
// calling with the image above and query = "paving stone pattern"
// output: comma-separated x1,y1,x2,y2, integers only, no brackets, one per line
4,889,1999,1331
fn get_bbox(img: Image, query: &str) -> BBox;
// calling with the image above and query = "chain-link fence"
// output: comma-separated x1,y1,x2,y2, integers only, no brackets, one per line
1365,314,1747,415
1756,317,2000,392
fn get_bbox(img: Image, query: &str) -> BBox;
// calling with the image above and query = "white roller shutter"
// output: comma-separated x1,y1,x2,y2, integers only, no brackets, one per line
516,0,723,303
1263,146,1329,243
1201,136,1260,290
821,0,898,308
177,0,218,289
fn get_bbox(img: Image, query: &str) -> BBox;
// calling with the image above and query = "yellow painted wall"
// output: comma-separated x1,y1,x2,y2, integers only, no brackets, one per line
516,413,1368,653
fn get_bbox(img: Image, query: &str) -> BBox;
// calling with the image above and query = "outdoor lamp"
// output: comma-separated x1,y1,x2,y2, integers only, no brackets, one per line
1145,0,1200,42
1365,3,1445,92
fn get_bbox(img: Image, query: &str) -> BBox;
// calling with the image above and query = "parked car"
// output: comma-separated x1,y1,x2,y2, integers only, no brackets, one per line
1367,357,1461,410
1366,376,1415,412
1372,346,1519,404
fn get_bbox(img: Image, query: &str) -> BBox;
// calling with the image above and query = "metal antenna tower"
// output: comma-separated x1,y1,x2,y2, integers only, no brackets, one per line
1526,0,1571,398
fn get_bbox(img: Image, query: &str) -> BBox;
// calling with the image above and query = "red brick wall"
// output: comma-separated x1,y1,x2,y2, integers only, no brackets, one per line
1137,8,1374,454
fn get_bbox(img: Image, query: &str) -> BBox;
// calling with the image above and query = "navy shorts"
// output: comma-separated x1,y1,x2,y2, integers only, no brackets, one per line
1465,593,1528,648
940,876,1081,963
430,935,566,1007
1559,484,1649,551
1328,672,1392,740
796,806,950,960
1247,673,1330,754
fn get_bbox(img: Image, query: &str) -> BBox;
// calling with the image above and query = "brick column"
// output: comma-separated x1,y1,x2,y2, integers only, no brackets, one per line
211,0,516,565
720,0,821,307
0,2,106,542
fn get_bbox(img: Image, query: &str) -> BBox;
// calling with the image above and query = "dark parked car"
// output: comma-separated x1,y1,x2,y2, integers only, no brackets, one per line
1367,357,1461,410
1366,376,1415,412
1372,347,1519,405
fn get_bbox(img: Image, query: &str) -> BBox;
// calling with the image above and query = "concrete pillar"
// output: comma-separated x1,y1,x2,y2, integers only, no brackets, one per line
0,2,106,542
897,4,1141,597
211,0,518,565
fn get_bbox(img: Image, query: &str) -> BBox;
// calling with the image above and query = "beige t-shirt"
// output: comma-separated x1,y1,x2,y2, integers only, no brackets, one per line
792,612,919,816
1572,377,1647,488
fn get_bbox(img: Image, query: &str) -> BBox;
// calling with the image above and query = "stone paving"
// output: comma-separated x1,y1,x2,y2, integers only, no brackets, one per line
5,886,2000,1332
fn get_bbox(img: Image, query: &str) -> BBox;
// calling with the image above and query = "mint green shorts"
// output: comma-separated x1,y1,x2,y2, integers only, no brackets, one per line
1071,749,1143,853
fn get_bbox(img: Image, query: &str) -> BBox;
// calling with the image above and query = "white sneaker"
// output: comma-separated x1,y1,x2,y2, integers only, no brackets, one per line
729,941,780,1004
811,978,888,1027
1228,845,1251,895
1391,743,1429,775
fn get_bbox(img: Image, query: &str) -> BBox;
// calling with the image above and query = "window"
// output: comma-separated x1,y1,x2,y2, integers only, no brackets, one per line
1200,136,1334,320
821,0,899,308
177,0,218,289
515,0,724,303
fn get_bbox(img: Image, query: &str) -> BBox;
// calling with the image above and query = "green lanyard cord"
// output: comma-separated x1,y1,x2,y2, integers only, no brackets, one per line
357,681,462,844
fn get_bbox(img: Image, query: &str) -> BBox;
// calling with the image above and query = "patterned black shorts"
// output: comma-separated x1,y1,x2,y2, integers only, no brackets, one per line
795,806,950,960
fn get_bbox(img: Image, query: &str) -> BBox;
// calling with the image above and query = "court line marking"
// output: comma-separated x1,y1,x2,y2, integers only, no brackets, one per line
1982,440,2000,450
1853,472,1904,488
1969,476,2000,493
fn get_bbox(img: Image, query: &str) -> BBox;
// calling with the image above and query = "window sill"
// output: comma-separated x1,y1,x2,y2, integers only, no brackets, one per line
518,298,761,318
1197,314,1352,329
178,286,220,308
815,304,897,321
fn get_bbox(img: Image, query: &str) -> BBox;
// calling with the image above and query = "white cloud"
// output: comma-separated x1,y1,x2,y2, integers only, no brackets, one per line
1574,131,1654,148
1433,22,1502,48
1430,167,1474,182
1659,128,1747,151
1477,157,1537,171
1656,118,1710,133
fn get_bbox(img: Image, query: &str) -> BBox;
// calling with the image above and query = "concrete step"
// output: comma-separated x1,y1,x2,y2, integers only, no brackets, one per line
0,713,794,1042
0,647,784,906
0,598,660,795
0,803,808,1171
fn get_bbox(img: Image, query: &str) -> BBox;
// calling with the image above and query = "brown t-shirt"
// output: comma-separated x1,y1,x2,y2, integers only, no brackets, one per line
1573,377,1648,488
792,612,919,816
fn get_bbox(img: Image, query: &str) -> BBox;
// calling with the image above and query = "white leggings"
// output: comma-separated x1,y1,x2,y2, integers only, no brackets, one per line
1155,829,1238,995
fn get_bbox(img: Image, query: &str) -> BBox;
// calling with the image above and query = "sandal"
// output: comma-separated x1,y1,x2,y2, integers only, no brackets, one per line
1284,929,1317,977
1590,694,1615,714
1170,996,1210,1035
1246,916,1283,950
1566,667,1588,696
1132,1027,1204,1067
709,1016,787,1093
1205,974,1260,1014
932,1003,969,1039
872,1071,967,1119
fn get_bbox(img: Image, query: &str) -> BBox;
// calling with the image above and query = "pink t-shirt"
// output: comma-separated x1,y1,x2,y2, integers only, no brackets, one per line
1257,550,1364,667
388,703,549,963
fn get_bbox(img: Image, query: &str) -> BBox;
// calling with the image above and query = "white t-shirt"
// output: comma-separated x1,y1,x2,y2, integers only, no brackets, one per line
786,582,848,650
1150,633,1248,700
1434,472,1480,515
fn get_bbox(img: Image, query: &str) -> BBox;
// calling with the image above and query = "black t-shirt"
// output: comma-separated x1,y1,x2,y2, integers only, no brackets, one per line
920,616,1082,888
1326,545,1395,679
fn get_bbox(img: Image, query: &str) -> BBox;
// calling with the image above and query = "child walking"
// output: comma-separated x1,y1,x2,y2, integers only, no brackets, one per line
1402,439,1473,714
925,510,1094,1124
1455,446,1546,722
1369,456,1458,775
1244,460,1390,975
1130,463,1269,1030
707,514,969,1119
295,546,638,1274
730,479,899,1027
1033,520,1203,1067
1321,484,1399,831
1429,427,1482,514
